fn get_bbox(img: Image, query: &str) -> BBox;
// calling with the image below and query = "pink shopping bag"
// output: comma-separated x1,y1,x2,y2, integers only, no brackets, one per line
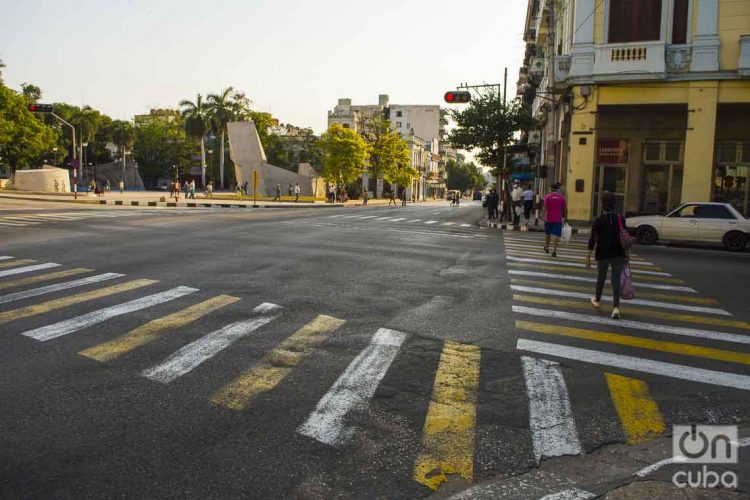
620,263,635,300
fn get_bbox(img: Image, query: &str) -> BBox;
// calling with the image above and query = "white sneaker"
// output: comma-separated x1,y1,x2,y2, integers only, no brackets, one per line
590,298,600,309
611,307,620,319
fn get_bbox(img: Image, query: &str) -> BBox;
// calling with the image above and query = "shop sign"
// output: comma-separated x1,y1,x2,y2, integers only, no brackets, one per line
597,139,629,164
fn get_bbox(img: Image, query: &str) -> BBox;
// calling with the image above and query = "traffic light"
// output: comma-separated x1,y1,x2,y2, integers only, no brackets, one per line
27,103,54,113
444,91,471,104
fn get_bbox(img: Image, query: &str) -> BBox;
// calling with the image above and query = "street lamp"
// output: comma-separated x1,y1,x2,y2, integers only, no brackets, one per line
82,142,89,185
52,147,59,166
207,149,214,185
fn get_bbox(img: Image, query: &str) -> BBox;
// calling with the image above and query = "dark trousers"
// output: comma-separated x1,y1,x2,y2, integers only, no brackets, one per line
596,257,626,307
524,200,533,221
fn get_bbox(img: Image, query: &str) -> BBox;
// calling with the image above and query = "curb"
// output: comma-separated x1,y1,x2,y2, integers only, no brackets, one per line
0,194,343,209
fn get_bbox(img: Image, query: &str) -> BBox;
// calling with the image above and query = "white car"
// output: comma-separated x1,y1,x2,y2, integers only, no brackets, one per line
628,202,749,251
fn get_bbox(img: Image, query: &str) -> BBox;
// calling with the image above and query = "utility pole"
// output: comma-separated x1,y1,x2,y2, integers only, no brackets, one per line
501,67,508,222
548,0,557,185
51,112,78,199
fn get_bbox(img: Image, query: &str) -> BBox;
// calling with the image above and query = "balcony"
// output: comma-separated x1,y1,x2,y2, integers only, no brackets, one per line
592,41,666,79
554,55,570,84
740,35,750,78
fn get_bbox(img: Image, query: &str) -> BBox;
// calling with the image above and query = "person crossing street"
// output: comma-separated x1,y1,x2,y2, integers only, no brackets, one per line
543,183,567,258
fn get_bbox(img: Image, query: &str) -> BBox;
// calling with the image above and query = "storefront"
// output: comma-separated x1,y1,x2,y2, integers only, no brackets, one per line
712,105,750,216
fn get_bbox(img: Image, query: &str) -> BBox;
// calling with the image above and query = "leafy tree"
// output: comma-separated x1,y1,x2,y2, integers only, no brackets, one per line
207,87,235,189
446,158,486,192
316,124,370,186
180,94,209,186
447,90,533,176
0,84,57,174
20,83,42,103
362,117,413,195
132,119,192,186
110,120,135,178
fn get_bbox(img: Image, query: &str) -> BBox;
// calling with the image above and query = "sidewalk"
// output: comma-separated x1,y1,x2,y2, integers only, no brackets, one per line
480,214,591,234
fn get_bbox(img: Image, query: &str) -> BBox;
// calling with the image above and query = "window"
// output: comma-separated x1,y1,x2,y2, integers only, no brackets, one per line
672,0,689,44
396,121,402,128
396,111,402,117
342,123,350,129
609,0,662,43
670,204,700,218
699,205,736,220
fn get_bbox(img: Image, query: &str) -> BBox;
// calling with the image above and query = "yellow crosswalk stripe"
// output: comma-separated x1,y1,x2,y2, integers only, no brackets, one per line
512,294,750,330
0,268,92,291
211,314,346,410
505,251,659,271
0,259,35,270
605,373,665,444
510,279,719,305
516,320,750,365
413,341,480,491
79,294,240,362
508,262,684,284
0,279,157,325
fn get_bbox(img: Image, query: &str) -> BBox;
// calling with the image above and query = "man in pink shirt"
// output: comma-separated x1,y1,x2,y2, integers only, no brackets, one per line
543,183,567,257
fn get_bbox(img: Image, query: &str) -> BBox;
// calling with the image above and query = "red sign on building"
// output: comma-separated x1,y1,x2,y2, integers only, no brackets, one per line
597,139,629,164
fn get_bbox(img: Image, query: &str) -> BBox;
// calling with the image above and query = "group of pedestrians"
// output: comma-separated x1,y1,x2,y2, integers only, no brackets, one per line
169,179,196,199
273,182,301,202
86,179,125,197
540,183,629,320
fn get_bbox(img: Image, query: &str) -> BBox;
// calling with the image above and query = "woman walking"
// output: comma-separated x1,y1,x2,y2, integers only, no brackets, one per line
585,191,628,319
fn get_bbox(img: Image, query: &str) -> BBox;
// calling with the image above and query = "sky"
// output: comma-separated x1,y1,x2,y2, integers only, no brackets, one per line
0,0,527,135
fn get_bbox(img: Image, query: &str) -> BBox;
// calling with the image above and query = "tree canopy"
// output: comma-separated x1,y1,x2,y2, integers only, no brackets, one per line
446,158,486,192
316,124,370,185
362,117,414,189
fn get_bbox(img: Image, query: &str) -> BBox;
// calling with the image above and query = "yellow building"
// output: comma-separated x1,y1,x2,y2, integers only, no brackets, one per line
519,0,750,221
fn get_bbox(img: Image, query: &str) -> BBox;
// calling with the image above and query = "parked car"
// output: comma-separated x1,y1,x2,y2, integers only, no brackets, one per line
473,190,483,201
627,202,749,251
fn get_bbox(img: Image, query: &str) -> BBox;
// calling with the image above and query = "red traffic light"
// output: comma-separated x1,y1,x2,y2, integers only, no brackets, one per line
444,91,471,104
28,103,54,113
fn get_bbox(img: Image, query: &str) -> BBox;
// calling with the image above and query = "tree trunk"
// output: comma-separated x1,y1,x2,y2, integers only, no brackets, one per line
200,136,206,188
219,130,225,189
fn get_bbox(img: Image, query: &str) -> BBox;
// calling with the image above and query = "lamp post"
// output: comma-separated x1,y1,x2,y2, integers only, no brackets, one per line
207,148,214,185
172,164,179,202
82,142,89,188
52,147,59,166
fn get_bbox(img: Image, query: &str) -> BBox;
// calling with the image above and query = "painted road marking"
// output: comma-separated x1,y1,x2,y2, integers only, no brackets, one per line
0,217,43,224
0,259,36,270
510,285,729,315
79,294,240,362
22,286,197,342
0,279,158,325
512,305,750,344
0,268,92,292
503,243,647,262
460,223,472,227
503,240,644,257
297,327,407,446
0,222,28,227
513,294,750,331
441,222,456,226
0,257,13,261
508,263,682,283
509,279,718,305
406,219,422,223
211,314,346,410
505,250,657,268
508,270,696,292
327,214,345,218
0,262,61,279
539,488,596,500
517,320,750,365
506,256,668,276
359,215,378,219
522,356,582,462
0,273,124,305
373,217,393,221
517,338,750,391
605,373,665,444
413,341,480,491
390,218,407,222
141,302,282,383
425,220,439,225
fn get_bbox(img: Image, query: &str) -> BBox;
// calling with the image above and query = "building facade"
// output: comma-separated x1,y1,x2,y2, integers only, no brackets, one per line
519,0,750,221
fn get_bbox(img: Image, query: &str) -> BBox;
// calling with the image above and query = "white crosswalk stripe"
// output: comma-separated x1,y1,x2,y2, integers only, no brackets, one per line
0,262,61,278
506,256,670,276
508,270,696,292
0,273,123,305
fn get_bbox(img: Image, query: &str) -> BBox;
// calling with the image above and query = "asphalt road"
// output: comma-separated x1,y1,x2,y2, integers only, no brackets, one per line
0,199,748,499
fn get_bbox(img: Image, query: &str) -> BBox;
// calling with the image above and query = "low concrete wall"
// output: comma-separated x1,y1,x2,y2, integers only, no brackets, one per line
13,167,70,192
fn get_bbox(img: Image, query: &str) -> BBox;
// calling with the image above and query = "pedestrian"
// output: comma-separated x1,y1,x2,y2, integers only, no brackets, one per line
273,184,282,202
118,179,125,194
242,181,248,197
206,181,213,198
169,181,175,198
388,190,396,206
105,179,111,193
362,188,368,206
586,191,628,320
294,182,300,203
288,184,293,198
511,183,524,226
189,179,196,199
400,188,407,207
543,183,567,258
486,190,495,219
174,180,181,201
183,180,190,199
327,186,334,203
523,184,535,225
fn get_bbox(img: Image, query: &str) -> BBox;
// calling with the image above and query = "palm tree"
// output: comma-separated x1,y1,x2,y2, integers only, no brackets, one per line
207,87,235,189
111,120,135,185
180,94,209,188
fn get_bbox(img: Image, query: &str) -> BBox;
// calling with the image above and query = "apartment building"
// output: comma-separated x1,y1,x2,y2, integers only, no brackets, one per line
518,0,750,221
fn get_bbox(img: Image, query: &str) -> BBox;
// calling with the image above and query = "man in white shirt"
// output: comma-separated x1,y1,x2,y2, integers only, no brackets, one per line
511,183,524,225
294,182,301,203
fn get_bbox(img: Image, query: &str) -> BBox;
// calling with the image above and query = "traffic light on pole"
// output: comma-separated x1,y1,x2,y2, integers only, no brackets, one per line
27,103,54,113
444,91,471,104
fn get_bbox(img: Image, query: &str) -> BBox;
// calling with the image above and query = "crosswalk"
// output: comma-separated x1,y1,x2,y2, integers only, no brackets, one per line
0,209,212,228
503,233,750,460
325,213,475,229
0,251,748,494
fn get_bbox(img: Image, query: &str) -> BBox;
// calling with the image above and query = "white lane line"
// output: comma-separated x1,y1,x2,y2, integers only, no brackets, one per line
460,223,472,228
503,242,593,253
29,214,79,220
517,338,750,391
22,286,198,342
0,218,41,225
510,285,729,316
425,220,439,225
373,217,393,221
327,214,345,218
506,256,670,277
442,222,456,226
390,218,406,222
0,222,28,227
508,271,697,293
0,263,60,278
0,216,46,223
141,302,281,383
0,256,13,261
406,219,422,223
512,305,748,344
297,327,407,446
342,215,360,219
521,356,582,462
0,273,124,305
505,248,653,265
539,488,596,500
359,215,378,219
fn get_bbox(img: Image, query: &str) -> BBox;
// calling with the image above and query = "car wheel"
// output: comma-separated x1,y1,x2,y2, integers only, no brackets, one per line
722,231,748,252
636,225,658,245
